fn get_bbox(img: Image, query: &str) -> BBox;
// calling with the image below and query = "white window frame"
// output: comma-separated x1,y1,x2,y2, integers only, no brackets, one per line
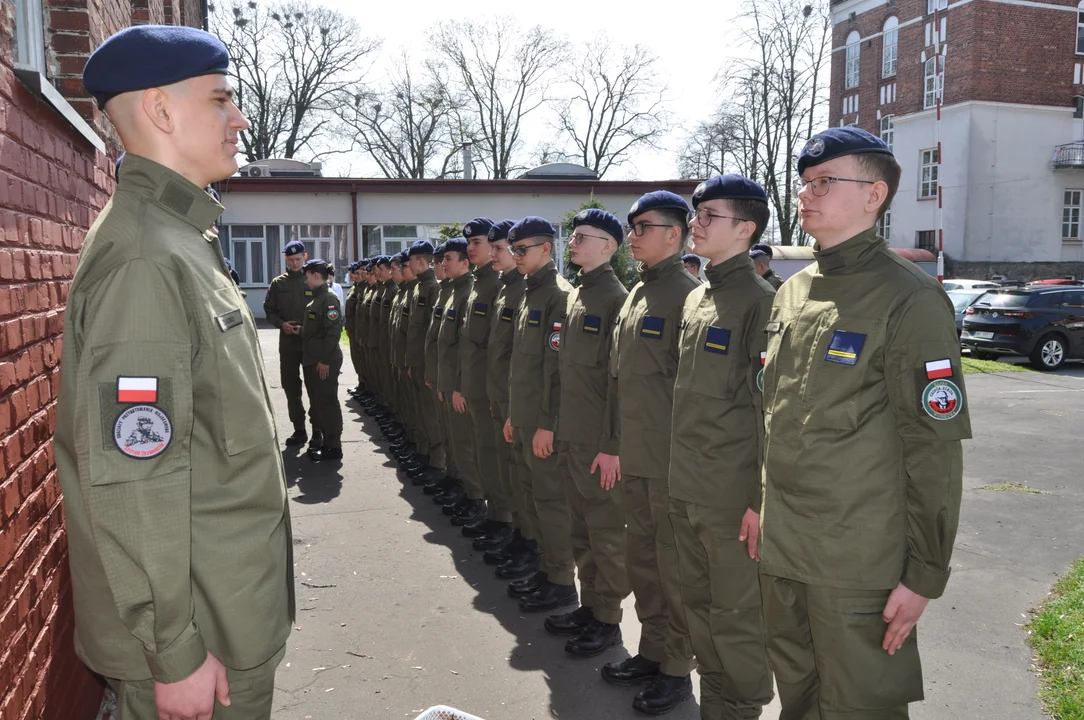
916,230,937,251
882,17,899,78
223,225,281,287
289,224,350,275
1077,1,1084,55
928,0,948,12
920,149,940,200
1063,190,1083,241
13,0,46,73
845,31,861,90
877,211,892,241
879,114,894,150
924,57,945,109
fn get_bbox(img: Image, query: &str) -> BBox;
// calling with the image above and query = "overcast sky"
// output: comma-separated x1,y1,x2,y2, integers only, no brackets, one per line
313,0,752,180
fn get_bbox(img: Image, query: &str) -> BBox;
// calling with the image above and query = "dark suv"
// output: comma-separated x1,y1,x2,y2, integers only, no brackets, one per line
960,286,1084,370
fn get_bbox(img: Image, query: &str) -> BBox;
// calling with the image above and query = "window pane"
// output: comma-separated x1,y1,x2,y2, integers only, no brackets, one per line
385,240,403,255
335,226,349,272
233,241,248,282
251,242,264,285
304,241,316,258
220,226,231,260
230,224,264,239
266,225,281,279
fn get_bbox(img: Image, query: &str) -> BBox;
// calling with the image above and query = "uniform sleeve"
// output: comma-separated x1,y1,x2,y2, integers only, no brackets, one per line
885,287,971,600
452,294,468,393
598,297,623,455
537,290,567,432
745,292,774,513
320,296,343,363
263,278,284,329
78,259,205,683
344,289,357,333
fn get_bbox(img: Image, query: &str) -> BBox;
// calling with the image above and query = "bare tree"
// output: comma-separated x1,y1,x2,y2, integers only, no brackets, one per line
211,0,380,162
429,18,565,179
678,111,742,179
554,37,671,178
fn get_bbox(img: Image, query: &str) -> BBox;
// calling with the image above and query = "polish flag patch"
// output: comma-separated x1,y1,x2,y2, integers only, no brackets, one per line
117,377,158,404
552,322,562,332
925,359,953,380
760,351,767,366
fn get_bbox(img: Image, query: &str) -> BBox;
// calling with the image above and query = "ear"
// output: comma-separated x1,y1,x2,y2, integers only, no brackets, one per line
865,180,890,216
141,88,174,134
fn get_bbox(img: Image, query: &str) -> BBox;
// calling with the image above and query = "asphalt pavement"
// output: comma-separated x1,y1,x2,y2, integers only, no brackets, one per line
263,327,1084,720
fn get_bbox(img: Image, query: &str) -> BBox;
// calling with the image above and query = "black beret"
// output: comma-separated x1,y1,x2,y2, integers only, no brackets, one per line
797,127,894,176
487,220,516,243
628,191,690,224
375,255,391,267
692,174,767,208
302,258,329,274
398,250,411,264
462,218,495,239
444,237,469,254
682,254,702,267
749,249,771,261
283,240,306,256
508,216,557,243
572,208,623,245
83,25,230,110
389,253,403,266
409,240,436,256
364,260,375,271
434,242,447,258
751,242,773,259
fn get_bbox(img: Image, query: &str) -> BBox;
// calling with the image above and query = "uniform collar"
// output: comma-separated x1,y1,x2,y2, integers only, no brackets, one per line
418,269,435,283
473,262,497,282
813,227,882,275
311,283,327,298
450,271,472,288
526,261,557,289
117,154,223,235
704,252,754,289
579,262,614,289
638,252,683,283
501,269,525,287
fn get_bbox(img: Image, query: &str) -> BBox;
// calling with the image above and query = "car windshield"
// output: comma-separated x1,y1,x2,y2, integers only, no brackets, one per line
949,291,985,312
975,291,1032,308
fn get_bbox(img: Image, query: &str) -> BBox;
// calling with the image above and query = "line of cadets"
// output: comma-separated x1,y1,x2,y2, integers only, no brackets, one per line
331,127,970,720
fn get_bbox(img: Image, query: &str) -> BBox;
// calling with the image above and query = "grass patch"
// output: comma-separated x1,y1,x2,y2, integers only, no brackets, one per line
341,328,349,345
1027,557,1084,719
977,482,1044,494
962,357,1035,374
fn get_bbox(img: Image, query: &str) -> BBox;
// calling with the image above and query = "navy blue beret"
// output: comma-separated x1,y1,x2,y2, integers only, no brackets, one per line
462,218,495,239
749,249,770,261
302,258,329,274
379,255,396,267
572,209,623,245
83,25,230,110
692,174,767,208
409,240,435,256
508,216,557,243
364,259,374,271
397,250,411,264
389,253,404,265
283,240,306,256
487,220,516,243
797,127,894,176
444,237,469,255
628,191,690,224
751,242,773,259
682,254,702,267
434,242,447,257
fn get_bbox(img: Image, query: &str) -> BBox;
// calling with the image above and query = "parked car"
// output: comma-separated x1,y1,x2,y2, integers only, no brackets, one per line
1028,277,1083,286
960,286,1084,370
948,289,991,336
943,279,1000,291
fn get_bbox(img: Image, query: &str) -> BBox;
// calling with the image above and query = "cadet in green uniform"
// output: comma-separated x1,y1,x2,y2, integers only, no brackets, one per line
423,244,461,497
603,191,698,715
345,262,363,398
458,218,507,531
751,243,784,289
502,217,576,611
61,26,293,719
761,127,971,719
670,175,776,719
545,209,629,657
681,253,703,282
264,238,311,446
355,260,376,401
367,256,395,423
301,259,344,462
388,252,417,453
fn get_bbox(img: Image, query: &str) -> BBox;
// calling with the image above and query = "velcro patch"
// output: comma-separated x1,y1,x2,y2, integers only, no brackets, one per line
824,330,866,365
418,295,429,307
528,310,542,327
925,359,953,379
473,302,488,317
703,326,731,355
583,315,601,335
215,309,243,333
327,307,340,321
305,290,313,297
500,307,515,323
640,316,664,338
114,405,172,460
445,308,458,323
307,311,317,320
434,307,444,319
117,377,157,404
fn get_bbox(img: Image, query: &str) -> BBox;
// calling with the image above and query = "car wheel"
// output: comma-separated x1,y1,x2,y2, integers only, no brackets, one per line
974,351,999,361
1029,334,1067,371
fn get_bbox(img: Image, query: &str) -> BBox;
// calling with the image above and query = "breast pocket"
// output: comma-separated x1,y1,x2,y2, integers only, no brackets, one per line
801,316,884,431
569,315,604,367
690,323,736,400
467,301,491,343
629,315,675,377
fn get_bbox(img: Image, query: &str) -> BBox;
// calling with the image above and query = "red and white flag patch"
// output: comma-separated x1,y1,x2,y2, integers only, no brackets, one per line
925,359,953,380
552,322,562,332
117,377,158,404
760,351,767,366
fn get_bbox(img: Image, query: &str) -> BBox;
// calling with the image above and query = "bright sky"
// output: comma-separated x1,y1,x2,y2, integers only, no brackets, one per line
314,0,751,180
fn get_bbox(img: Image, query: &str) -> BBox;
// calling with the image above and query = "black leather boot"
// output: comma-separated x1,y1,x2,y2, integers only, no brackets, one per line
601,654,661,687
483,529,521,563
422,475,452,495
413,468,445,487
284,429,307,446
544,606,594,636
518,581,577,612
450,499,487,527
496,541,540,580
472,522,513,549
461,518,497,539
566,620,622,657
632,674,693,715
506,570,547,597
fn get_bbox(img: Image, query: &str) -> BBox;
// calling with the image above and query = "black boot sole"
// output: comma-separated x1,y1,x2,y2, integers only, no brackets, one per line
544,620,591,637
631,688,693,716
518,593,578,613
600,671,660,688
565,633,623,657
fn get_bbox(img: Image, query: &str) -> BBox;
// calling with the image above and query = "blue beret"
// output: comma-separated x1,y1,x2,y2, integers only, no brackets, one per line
682,254,702,267
397,250,411,264
283,240,306,256
434,242,447,257
749,249,770,261
628,191,690,224
751,242,773,259
572,208,623,245
508,216,557,243
692,174,767,208
302,258,329,274
487,219,515,242
374,255,391,267
462,218,495,239
797,127,894,176
364,259,374,271
444,237,469,255
83,26,230,110
409,240,435,256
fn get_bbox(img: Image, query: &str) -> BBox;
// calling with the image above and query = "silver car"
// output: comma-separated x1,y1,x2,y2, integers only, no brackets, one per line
949,289,990,336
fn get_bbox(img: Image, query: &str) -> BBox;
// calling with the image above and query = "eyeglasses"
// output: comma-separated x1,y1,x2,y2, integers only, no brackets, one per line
793,176,875,197
568,231,610,244
508,241,549,257
624,222,677,237
687,209,750,227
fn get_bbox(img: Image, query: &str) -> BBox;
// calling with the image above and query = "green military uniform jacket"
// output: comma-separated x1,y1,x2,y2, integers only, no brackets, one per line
509,262,571,431
344,283,359,342
760,228,971,599
391,279,414,369
460,262,501,400
302,283,343,366
762,268,784,290
670,254,775,514
355,283,373,348
406,269,439,371
377,279,398,354
608,252,699,478
556,263,627,453
55,155,293,683
437,273,475,394
487,271,526,408
426,279,453,385
365,281,384,350
264,268,310,345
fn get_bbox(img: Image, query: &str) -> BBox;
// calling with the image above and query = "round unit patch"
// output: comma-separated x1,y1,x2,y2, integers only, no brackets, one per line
922,379,963,420
327,307,340,321
114,405,172,459
756,368,764,393
549,332,561,351
805,137,825,157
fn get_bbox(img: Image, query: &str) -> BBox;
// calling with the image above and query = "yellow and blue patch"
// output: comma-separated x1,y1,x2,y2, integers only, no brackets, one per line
434,307,444,319
583,314,602,335
824,330,866,366
527,309,542,327
500,307,515,323
445,308,457,323
703,326,730,355
473,302,488,317
640,315,664,338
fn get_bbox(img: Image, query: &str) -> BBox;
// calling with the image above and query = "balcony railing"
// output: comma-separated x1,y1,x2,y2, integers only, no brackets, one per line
1052,142,1084,169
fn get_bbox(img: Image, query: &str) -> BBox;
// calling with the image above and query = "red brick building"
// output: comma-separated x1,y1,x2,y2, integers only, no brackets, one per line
1,1,203,718
829,0,1084,274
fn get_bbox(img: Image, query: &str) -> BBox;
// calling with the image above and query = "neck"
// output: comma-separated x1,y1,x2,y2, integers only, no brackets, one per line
706,242,748,267
121,143,214,189
578,256,610,273
814,221,877,250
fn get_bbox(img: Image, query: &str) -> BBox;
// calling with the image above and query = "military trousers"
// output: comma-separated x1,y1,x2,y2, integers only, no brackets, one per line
512,427,574,586
468,396,509,522
435,393,459,480
408,369,439,465
347,331,362,387
107,645,286,720
623,475,696,677
670,499,773,719
278,335,306,432
558,441,628,625
444,395,482,499
302,358,343,447
760,575,921,720
491,402,521,530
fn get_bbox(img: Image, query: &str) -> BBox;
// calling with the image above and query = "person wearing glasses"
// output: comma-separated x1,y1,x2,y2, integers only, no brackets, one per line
544,209,630,657
750,242,784,289
502,217,577,611
681,253,703,280
670,175,776,718
760,127,971,718
601,191,698,715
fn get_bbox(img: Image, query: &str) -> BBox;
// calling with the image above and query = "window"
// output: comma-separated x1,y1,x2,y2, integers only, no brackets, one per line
928,0,948,12
920,148,940,199
222,225,281,286
288,224,349,274
1078,1,1084,55
879,114,894,150
1063,190,1082,240
877,211,892,240
882,17,898,78
13,0,45,73
845,31,861,89
924,57,944,109
917,230,937,252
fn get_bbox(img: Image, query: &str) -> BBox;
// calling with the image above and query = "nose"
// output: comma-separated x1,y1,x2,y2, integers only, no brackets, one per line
230,104,251,131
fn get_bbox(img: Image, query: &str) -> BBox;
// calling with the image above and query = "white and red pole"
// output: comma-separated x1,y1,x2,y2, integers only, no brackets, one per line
934,7,946,285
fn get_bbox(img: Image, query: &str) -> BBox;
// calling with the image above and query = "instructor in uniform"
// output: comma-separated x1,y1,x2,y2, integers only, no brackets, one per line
265,239,311,446
58,25,293,720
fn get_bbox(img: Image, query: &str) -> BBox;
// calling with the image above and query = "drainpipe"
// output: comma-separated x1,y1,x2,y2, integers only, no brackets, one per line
351,183,359,261
201,0,209,30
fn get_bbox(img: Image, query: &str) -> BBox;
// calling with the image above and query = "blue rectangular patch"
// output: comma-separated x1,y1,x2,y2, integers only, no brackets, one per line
418,295,428,307
473,302,488,317
640,316,664,338
500,307,514,323
703,326,731,355
582,314,602,335
527,309,542,327
434,307,443,319
445,308,457,323
824,330,866,366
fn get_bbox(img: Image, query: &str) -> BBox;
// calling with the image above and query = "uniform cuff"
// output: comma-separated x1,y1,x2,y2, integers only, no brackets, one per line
598,439,620,456
144,623,207,684
902,557,951,600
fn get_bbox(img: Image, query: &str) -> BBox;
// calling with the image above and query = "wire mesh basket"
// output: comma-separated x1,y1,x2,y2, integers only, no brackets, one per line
413,705,485,720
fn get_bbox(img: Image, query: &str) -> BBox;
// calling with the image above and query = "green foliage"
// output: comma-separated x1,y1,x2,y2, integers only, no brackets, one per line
560,197,637,289
1027,557,1084,719
437,223,462,241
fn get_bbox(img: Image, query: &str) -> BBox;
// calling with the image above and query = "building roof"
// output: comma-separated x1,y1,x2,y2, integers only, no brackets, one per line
217,176,701,196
